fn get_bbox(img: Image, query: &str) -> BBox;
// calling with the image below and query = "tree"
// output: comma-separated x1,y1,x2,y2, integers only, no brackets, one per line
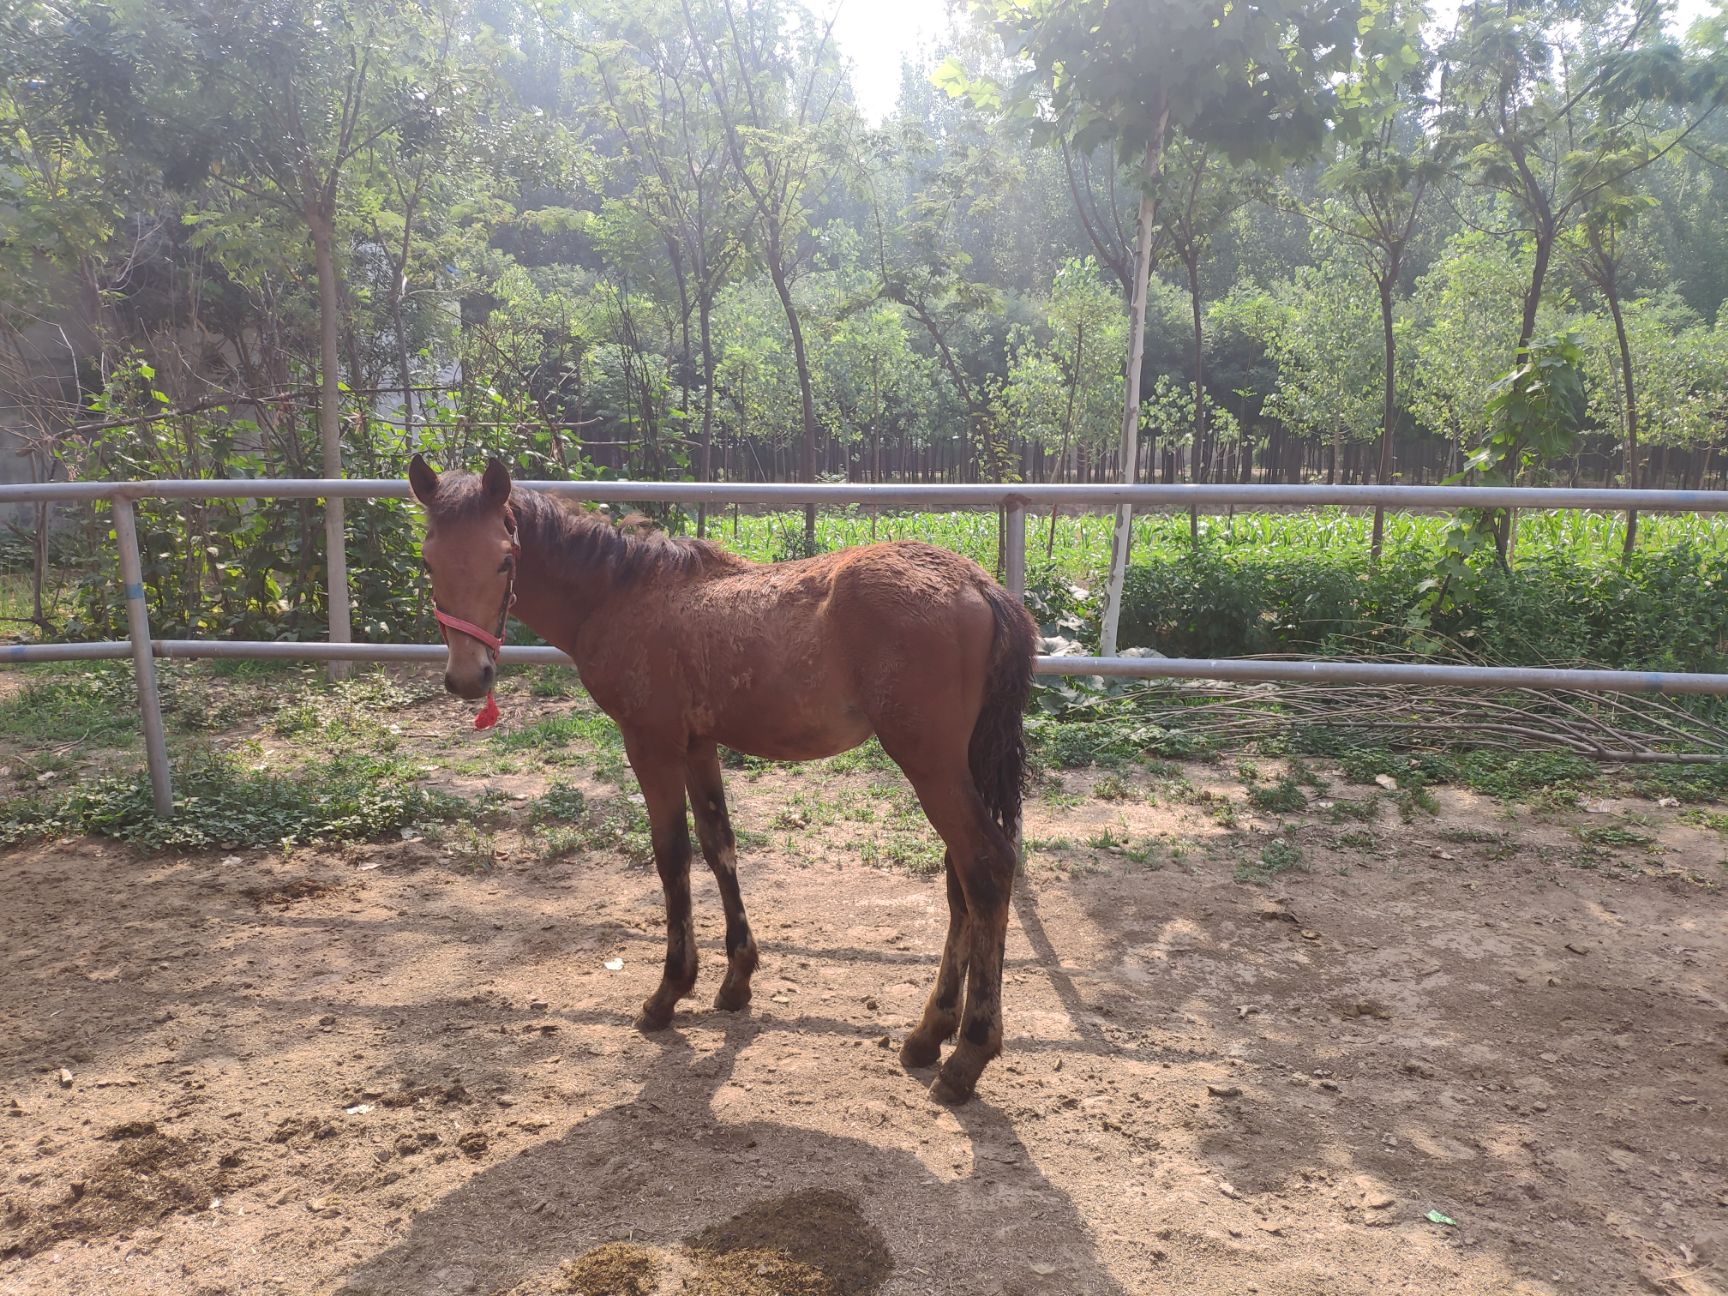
1410,231,1531,455
956,0,1361,652
144,0,453,672
584,0,749,531
1439,0,1719,555
997,258,1125,550
1313,0,1438,556
681,0,846,550
1225,262,1386,479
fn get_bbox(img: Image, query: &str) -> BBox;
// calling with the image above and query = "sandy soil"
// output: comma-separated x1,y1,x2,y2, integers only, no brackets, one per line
2,722,1726,1295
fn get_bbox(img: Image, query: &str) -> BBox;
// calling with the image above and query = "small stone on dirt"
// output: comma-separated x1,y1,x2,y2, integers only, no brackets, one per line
875,1035,891,1049
56,1068,73,1089
529,999,549,1011
1207,1084,1242,1099
1564,942,1591,956
456,1131,489,1157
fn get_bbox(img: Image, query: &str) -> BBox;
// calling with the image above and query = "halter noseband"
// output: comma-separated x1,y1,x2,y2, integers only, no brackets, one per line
433,506,520,730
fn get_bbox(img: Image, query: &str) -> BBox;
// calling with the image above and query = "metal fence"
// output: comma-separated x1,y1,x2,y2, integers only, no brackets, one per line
4,477,1728,818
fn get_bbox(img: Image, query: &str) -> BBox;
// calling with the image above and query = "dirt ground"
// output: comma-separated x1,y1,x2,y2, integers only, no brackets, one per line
2,686,1727,1295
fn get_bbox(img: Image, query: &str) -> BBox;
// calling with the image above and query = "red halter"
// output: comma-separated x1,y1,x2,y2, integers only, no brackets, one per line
434,508,520,730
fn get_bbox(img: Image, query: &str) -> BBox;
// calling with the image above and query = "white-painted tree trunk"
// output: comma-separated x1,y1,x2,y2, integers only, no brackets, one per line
313,215,352,682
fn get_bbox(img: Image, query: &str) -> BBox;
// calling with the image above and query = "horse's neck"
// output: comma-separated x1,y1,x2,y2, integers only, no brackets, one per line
511,518,607,653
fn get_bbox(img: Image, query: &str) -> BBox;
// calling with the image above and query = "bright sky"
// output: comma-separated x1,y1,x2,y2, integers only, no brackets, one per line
828,0,946,124
828,0,1719,126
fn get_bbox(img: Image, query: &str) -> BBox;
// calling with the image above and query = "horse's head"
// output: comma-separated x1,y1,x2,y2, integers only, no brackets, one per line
409,454,518,701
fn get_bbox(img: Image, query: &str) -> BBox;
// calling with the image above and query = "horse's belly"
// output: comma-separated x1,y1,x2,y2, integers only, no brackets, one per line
706,697,872,763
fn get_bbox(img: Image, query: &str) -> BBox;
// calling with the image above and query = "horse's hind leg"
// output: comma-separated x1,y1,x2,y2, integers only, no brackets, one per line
628,745,699,1030
882,751,1015,1104
900,853,968,1068
686,745,759,1011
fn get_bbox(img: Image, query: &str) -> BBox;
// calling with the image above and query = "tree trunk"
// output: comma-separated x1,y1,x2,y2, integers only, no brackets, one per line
1048,322,1084,559
1605,282,1639,561
312,212,351,680
697,293,716,537
1371,268,1398,562
1186,248,1207,483
765,247,818,550
390,192,418,441
1099,121,1168,655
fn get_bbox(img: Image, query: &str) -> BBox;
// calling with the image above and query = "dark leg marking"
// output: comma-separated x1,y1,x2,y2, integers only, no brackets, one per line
687,748,759,1011
632,752,699,1031
901,853,968,1068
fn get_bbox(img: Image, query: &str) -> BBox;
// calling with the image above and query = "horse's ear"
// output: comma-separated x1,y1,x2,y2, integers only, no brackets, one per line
408,454,440,506
481,457,513,508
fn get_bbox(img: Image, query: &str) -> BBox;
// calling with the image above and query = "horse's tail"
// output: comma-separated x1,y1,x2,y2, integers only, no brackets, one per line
969,580,1039,842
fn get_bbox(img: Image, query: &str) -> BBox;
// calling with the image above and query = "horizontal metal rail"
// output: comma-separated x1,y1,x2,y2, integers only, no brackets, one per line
4,476,1726,817
4,479,1728,511
16,639,1728,698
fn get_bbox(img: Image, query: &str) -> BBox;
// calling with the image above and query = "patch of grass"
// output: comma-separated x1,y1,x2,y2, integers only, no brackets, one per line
1121,839,1162,868
1627,764,1728,804
0,748,463,850
1577,824,1656,848
1336,829,1378,850
1436,825,1504,845
1394,784,1442,820
523,667,583,699
1028,717,1140,770
1452,750,1597,801
1680,808,1728,835
770,791,839,831
857,833,943,875
1247,777,1307,815
0,664,141,748
1084,827,1124,850
821,739,897,775
1236,837,1306,885
1325,795,1381,822
491,708,621,754
1093,773,1132,801
529,782,588,825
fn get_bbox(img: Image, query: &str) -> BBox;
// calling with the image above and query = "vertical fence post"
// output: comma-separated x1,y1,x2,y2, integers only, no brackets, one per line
112,491,174,817
1004,496,1026,602
326,491,351,682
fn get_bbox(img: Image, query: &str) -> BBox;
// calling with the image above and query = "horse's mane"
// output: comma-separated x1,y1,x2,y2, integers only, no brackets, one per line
426,473,742,584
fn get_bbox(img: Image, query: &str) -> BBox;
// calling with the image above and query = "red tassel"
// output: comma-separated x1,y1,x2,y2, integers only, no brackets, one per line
474,691,500,730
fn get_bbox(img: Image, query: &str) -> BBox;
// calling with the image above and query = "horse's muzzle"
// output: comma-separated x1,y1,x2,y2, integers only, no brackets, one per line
445,662,494,700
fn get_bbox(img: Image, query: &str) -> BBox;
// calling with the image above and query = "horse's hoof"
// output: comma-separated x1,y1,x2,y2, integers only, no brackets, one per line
713,982,752,1012
928,1072,975,1106
899,1035,941,1069
635,1003,675,1032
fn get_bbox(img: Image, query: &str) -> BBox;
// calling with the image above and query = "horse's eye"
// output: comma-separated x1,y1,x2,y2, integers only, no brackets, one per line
498,558,513,573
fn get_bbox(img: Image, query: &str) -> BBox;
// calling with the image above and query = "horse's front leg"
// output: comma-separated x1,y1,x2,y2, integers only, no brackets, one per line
627,744,698,1030
686,745,759,1011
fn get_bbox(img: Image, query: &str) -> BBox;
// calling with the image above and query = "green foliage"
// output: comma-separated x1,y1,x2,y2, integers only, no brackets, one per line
1237,837,1306,884
1248,777,1309,814
529,782,589,825
0,749,461,850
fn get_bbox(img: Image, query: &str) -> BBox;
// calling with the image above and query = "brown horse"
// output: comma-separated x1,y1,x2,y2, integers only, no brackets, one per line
409,456,1037,1104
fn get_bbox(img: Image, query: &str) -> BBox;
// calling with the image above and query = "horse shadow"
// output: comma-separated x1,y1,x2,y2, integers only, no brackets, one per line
338,1009,1132,1296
